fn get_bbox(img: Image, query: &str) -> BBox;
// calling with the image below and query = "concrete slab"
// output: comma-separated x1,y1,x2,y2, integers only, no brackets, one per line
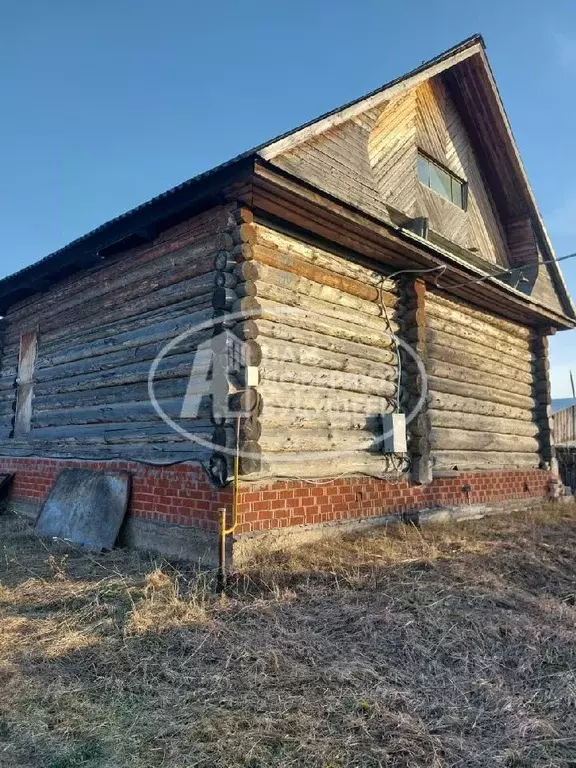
34,469,130,551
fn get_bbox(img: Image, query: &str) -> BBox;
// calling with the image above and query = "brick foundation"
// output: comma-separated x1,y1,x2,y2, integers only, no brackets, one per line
0,457,231,530
0,457,552,557
234,469,552,534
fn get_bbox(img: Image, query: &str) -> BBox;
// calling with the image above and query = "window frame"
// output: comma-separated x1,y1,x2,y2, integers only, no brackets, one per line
417,151,468,211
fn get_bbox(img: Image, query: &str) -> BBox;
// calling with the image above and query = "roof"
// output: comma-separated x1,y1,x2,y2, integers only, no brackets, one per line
0,33,573,323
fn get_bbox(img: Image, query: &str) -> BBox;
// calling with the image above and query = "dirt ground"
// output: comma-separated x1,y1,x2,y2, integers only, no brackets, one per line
0,503,575,767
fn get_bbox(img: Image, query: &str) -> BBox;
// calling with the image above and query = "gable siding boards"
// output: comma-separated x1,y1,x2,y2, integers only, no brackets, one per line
270,75,511,277
0,205,239,463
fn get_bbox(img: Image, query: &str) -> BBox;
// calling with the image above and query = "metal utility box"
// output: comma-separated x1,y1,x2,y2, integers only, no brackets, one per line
381,413,407,453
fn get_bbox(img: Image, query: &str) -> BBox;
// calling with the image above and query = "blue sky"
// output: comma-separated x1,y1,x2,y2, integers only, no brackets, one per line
0,0,575,395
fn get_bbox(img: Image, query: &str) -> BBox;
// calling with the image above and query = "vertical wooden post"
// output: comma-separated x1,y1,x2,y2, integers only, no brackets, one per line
533,329,558,475
399,278,432,484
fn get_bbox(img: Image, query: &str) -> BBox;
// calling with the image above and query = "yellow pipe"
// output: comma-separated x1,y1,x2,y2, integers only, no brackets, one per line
217,413,241,589
224,412,241,536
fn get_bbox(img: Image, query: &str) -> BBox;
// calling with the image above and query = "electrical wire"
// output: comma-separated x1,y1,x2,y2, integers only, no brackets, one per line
437,251,576,291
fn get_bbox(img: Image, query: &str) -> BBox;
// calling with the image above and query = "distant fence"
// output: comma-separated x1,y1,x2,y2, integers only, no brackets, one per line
554,405,576,446
557,447,576,491
554,405,576,490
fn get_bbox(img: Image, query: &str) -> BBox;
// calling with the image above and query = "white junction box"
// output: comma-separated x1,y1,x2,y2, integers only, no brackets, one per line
381,413,407,454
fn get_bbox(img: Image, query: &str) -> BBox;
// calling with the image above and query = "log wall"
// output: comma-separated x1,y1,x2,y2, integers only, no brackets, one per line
421,288,546,472
245,224,404,478
0,204,242,464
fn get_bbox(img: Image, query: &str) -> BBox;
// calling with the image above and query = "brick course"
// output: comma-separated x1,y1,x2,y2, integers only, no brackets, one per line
0,457,551,541
0,457,231,531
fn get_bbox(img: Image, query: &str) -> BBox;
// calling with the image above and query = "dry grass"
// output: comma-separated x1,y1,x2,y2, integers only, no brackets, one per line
0,504,576,767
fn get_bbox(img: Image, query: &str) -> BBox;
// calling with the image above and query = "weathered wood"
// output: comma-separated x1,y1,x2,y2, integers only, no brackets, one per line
28,422,216,443
256,318,396,365
260,381,392,415
427,359,533,398
36,334,212,384
38,295,213,354
243,291,400,337
32,400,213,428
424,315,533,365
34,354,211,396
532,334,555,466
427,342,534,386
427,410,539,438
255,225,397,290
38,308,214,369
260,405,380,431
254,262,397,314
398,278,431,484
259,359,396,398
422,325,535,374
256,452,402,479
433,451,540,471
427,375,536,411
5,236,223,340
427,391,533,422
430,427,538,453
259,429,381,453
255,298,398,349
254,242,398,306
259,337,396,381
426,292,533,345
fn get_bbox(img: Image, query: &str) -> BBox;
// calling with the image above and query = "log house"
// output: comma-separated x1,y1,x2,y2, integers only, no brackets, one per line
0,35,573,561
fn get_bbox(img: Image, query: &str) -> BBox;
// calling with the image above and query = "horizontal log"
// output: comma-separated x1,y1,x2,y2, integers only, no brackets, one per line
33,377,194,411
432,450,540,471
5,230,227,333
256,298,398,349
29,422,216,444
243,286,399,335
259,359,396,398
38,295,212,354
255,225,397,291
32,399,213,428
260,381,392,414
427,376,537,412
424,303,532,360
0,441,211,463
34,354,211,396
254,243,398,306
38,307,215,370
426,410,539,438
255,263,397,316
260,405,380,431
254,452,404,479
11,281,215,351
254,318,397,366
36,334,213,384
259,428,381,453
427,290,533,341
427,359,533,398
427,391,533,422
423,325,534,373
427,342,534,386
430,427,539,453
258,337,396,381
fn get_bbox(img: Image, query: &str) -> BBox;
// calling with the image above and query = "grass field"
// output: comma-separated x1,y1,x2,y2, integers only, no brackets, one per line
0,504,575,767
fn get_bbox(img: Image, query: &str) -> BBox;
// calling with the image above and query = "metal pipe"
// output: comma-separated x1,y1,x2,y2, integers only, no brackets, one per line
216,413,242,592
217,507,227,592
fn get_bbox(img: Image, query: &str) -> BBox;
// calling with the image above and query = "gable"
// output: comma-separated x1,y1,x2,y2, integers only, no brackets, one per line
262,48,572,321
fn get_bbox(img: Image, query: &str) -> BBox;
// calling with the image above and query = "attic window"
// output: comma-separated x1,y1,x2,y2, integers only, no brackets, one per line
417,153,467,210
